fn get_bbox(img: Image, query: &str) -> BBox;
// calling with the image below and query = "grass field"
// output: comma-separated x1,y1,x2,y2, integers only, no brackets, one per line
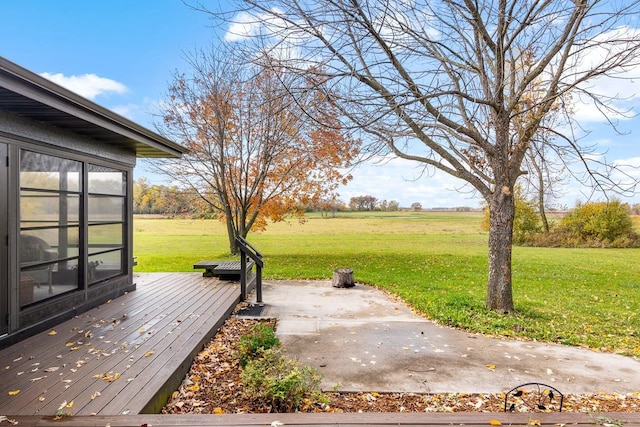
133,212,640,357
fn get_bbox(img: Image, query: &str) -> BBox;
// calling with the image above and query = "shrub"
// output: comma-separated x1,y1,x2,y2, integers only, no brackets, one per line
238,323,280,367
241,348,324,412
561,200,637,245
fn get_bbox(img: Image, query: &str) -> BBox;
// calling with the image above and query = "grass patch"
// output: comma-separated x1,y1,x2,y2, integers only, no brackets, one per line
134,212,640,357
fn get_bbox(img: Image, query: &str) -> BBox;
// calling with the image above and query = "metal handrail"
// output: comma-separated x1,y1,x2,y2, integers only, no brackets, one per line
235,236,263,303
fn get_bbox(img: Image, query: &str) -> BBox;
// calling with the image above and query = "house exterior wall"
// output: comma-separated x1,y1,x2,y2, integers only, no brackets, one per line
0,110,137,348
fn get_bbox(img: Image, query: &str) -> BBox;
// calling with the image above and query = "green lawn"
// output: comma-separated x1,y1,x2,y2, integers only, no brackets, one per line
133,212,640,357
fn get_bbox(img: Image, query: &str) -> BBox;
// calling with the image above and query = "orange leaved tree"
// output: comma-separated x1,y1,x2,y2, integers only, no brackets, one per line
152,48,359,254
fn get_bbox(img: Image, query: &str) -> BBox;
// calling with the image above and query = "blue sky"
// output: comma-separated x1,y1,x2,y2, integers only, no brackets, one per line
1,1,639,209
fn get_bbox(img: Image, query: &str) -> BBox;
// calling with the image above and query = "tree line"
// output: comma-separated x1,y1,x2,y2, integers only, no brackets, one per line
133,179,412,216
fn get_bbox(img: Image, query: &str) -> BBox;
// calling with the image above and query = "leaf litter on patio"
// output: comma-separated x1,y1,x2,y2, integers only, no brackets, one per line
162,317,640,414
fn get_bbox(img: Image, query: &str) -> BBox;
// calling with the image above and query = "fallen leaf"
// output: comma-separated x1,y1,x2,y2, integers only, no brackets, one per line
486,364,496,370
144,350,155,357
44,367,60,372
213,407,224,414
91,391,101,400
489,420,502,426
8,389,20,396
48,329,57,335
39,396,46,402
271,421,284,427
139,327,146,333
66,400,74,408
95,372,121,382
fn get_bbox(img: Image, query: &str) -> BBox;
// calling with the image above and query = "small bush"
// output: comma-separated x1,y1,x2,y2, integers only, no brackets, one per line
561,200,639,246
238,323,280,367
241,348,324,412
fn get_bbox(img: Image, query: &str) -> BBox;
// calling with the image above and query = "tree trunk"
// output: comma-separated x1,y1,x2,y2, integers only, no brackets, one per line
536,175,550,233
225,216,238,255
486,187,516,313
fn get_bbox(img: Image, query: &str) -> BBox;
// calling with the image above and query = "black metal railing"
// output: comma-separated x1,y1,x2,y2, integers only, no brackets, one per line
235,236,264,303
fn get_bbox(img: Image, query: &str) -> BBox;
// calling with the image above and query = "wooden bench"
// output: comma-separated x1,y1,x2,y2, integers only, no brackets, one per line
193,260,254,279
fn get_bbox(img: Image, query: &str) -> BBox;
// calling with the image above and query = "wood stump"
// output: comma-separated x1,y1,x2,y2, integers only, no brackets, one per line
332,268,355,288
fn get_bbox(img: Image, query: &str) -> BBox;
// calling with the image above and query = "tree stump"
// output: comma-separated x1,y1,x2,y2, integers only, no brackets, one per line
332,268,355,288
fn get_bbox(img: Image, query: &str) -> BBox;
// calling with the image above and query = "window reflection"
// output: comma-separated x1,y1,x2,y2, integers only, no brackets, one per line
88,164,126,285
20,151,82,306
18,152,129,305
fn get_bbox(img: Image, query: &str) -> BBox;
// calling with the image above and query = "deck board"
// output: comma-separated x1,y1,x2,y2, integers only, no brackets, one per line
5,411,640,426
0,273,241,416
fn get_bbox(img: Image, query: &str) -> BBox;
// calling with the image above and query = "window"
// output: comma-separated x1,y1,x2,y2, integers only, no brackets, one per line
19,151,129,307
19,151,82,306
87,164,126,284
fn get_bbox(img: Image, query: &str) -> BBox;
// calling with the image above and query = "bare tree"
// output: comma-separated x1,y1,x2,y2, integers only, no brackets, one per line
201,0,640,312
151,47,358,254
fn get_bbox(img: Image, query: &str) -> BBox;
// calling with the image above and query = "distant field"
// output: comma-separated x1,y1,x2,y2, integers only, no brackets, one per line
133,212,640,356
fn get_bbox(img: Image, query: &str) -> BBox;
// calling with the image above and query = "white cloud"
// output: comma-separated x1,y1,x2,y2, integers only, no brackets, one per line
110,103,140,120
568,26,640,123
40,72,128,101
225,9,287,42
224,11,261,42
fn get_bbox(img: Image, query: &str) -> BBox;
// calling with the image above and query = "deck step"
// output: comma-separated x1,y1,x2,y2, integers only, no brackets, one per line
194,260,254,279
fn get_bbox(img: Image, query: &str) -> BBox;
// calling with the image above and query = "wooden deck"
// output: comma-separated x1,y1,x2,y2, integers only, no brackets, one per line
5,411,640,426
0,273,240,416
